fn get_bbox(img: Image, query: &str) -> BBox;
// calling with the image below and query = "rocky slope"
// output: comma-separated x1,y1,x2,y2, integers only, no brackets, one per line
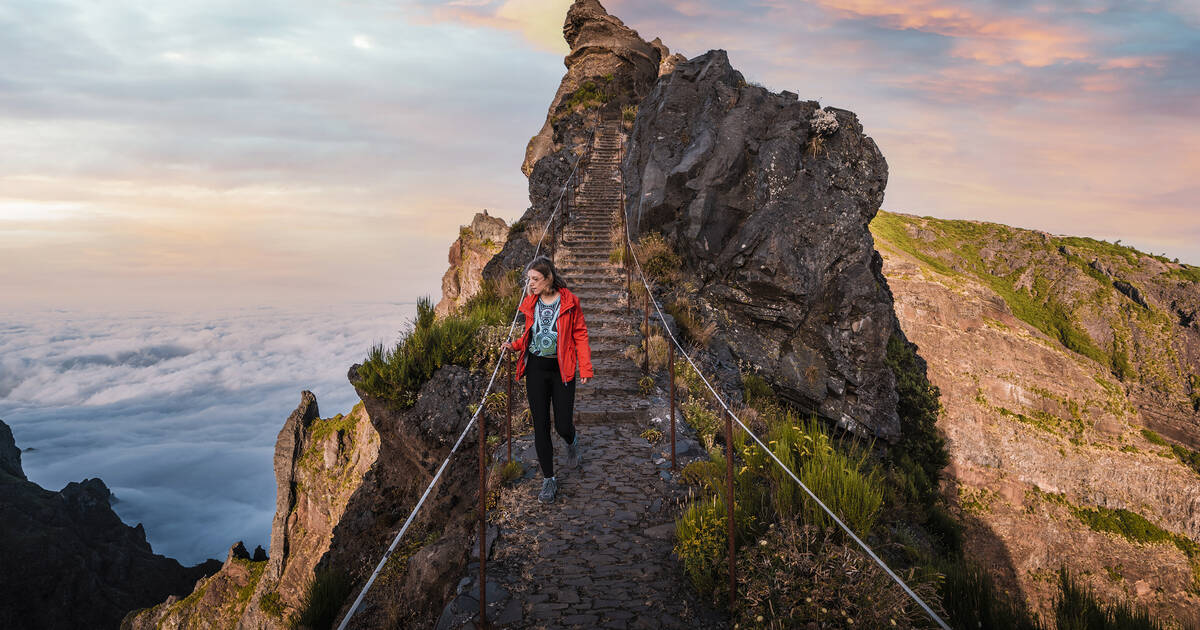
872,210,1200,626
0,419,221,630
123,392,379,629
621,48,904,440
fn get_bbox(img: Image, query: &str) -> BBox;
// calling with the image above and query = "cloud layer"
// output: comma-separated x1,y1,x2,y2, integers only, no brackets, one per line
0,302,414,565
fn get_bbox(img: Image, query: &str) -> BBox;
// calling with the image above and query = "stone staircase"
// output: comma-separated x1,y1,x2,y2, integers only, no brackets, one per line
556,120,650,425
433,120,725,629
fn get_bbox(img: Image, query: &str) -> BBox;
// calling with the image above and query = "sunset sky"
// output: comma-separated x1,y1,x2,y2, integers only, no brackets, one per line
3,0,1198,311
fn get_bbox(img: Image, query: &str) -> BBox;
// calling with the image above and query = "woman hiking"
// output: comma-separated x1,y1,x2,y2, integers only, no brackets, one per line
502,256,594,503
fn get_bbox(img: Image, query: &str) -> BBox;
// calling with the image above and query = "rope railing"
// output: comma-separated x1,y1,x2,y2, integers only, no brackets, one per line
335,112,600,630
617,136,952,629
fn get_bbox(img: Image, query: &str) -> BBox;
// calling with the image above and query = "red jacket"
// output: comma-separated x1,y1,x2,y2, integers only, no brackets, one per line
509,287,593,383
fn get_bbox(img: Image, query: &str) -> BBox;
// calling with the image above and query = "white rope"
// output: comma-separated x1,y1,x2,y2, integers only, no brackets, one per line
619,136,951,630
335,118,598,630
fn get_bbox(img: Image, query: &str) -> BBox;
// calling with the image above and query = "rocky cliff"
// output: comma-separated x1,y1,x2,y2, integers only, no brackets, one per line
621,48,903,439
0,419,221,630
123,393,379,629
872,210,1200,625
436,211,509,318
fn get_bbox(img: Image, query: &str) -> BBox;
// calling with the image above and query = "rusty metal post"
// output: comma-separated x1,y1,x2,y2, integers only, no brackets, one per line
723,409,737,613
668,336,677,472
642,291,649,374
478,405,489,628
506,353,513,463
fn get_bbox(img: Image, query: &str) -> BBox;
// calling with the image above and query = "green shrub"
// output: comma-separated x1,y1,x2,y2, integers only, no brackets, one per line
507,220,526,237
295,566,353,630
355,276,519,409
1054,567,1164,630
258,591,285,619
1141,428,1169,446
622,104,637,123
498,459,523,485
682,397,722,445
674,496,729,595
563,80,607,110
741,372,776,409
884,334,949,509
636,232,680,283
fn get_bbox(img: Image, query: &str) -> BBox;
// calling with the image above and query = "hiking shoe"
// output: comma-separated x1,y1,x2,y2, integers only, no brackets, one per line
538,477,558,503
566,433,581,469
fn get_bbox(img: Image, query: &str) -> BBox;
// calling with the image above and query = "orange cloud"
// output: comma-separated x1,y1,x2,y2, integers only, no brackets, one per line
424,0,571,54
811,0,1090,66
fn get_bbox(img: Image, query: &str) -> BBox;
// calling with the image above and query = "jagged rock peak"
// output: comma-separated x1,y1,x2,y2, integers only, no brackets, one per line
521,0,665,176
268,390,319,581
0,419,25,480
226,541,251,564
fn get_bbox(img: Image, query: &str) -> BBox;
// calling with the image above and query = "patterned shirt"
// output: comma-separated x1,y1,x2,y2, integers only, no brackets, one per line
529,294,561,358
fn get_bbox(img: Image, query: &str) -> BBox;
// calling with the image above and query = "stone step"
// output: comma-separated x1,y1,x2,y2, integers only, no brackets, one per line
574,400,652,424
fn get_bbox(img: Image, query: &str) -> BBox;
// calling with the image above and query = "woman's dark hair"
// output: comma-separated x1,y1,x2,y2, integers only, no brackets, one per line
525,256,569,292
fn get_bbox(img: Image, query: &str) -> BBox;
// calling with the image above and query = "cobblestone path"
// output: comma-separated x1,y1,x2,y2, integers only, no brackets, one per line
435,121,727,628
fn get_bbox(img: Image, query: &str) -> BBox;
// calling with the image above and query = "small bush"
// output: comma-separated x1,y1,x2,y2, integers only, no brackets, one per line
665,298,717,347
507,220,526,238
640,428,664,444
674,496,730,595
635,232,680,283
683,397,722,445
295,566,353,630
258,591,285,619
563,80,607,110
638,376,655,395
622,104,637,125
498,459,523,485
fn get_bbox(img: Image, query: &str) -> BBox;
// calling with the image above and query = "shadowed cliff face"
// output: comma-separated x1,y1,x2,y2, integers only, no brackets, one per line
0,420,221,630
873,211,1200,625
621,49,902,439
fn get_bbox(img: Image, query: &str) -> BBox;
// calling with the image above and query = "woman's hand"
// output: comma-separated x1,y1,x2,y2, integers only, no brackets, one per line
580,377,590,384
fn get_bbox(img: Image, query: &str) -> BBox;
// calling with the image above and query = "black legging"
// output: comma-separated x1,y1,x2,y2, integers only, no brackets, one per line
524,352,577,478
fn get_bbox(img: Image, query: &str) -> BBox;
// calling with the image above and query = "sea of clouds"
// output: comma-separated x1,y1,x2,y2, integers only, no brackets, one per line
0,302,416,566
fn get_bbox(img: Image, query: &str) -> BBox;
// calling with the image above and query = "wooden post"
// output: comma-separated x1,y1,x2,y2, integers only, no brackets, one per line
724,409,737,613
506,353,513,463
642,291,649,374
668,337,677,472
477,405,489,628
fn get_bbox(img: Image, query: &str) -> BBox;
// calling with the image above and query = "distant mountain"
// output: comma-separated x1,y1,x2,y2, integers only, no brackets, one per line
0,419,221,630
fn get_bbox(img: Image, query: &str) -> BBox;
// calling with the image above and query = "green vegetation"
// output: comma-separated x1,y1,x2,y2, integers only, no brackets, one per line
498,459,524,484
635,231,681,283
507,220,526,238
1054,567,1164,630
639,427,664,444
258,591,285,619
939,560,1039,630
638,375,655,395
235,559,267,604
563,79,608,111
664,298,716,347
1142,428,1169,446
622,104,637,123
870,211,1137,378
884,334,949,508
1141,428,1200,476
355,273,520,410
295,566,354,630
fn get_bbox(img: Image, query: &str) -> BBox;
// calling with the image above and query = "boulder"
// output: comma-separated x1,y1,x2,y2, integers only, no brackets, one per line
622,49,901,438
